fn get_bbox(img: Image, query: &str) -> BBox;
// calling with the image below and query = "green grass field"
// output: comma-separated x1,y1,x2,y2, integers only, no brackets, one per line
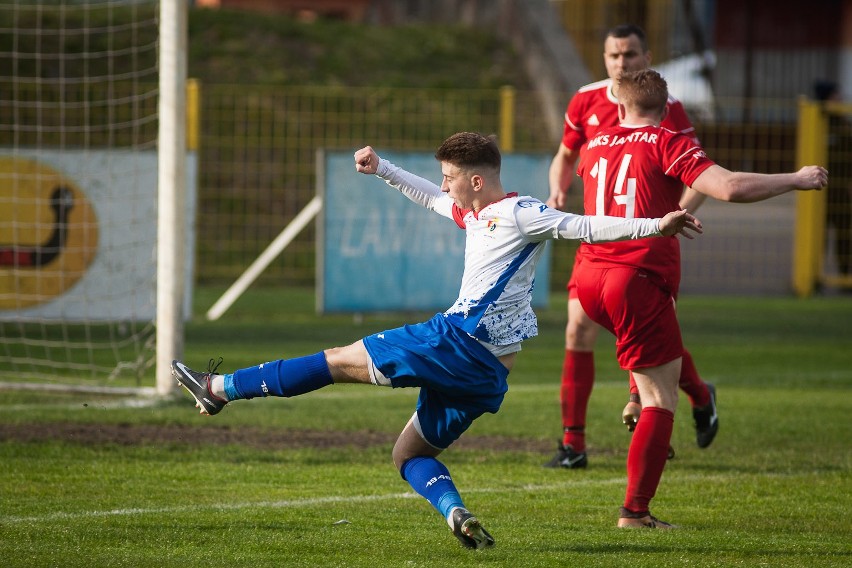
1,287,850,567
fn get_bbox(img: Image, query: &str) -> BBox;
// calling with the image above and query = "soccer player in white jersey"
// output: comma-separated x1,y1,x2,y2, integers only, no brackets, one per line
172,132,701,548
571,69,827,528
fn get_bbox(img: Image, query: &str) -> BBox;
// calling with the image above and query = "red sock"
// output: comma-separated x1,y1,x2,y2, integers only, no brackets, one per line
623,407,674,514
560,350,594,452
678,350,710,408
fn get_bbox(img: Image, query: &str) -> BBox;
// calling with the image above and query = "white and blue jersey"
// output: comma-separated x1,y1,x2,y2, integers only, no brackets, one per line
375,158,663,353
360,159,665,450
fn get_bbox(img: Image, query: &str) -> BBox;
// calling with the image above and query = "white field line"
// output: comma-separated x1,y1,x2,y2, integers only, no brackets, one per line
6,472,803,526
2,476,637,525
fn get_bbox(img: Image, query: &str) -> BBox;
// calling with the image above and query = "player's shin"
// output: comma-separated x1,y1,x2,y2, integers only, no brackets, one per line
401,456,465,527
227,352,333,400
623,407,674,514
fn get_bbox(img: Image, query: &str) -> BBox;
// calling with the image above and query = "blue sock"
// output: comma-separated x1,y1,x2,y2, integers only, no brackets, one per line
225,352,333,400
401,456,466,522
223,374,238,401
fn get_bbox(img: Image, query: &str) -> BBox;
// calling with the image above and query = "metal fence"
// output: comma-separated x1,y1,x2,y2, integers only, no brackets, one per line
194,84,553,286
195,82,843,296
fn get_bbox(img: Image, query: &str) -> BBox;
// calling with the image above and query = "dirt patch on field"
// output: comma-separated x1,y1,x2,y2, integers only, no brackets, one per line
0,422,554,453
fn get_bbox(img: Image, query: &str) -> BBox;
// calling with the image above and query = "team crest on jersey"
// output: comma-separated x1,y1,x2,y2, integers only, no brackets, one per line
487,219,498,232
588,114,600,126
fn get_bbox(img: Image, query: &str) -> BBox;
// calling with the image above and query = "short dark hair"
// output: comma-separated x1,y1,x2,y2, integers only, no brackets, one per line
606,23,648,52
435,132,501,173
618,69,668,115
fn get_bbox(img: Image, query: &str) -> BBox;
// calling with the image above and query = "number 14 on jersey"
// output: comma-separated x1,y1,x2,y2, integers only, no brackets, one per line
590,154,636,218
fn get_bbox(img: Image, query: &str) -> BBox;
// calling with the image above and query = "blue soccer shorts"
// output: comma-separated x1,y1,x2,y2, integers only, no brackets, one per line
362,313,509,449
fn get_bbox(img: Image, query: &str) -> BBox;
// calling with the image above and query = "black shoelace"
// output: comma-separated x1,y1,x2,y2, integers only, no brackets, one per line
207,356,224,375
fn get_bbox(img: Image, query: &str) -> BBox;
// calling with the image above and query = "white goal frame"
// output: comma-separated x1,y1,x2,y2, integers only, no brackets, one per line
156,0,188,396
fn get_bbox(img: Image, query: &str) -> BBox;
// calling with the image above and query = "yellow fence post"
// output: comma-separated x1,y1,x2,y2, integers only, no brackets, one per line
186,78,200,152
792,97,828,297
499,85,515,153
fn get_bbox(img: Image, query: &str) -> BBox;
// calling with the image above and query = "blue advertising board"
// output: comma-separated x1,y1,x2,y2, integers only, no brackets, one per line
318,150,551,312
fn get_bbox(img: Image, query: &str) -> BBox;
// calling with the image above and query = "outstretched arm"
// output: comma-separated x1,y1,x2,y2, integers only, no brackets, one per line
580,208,702,242
691,164,828,203
517,200,703,243
354,146,450,214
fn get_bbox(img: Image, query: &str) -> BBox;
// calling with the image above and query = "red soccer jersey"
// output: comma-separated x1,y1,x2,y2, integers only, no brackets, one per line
575,124,715,292
561,78,699,153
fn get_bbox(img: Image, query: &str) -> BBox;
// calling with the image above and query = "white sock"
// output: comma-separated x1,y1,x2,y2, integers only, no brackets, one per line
209,375,228,400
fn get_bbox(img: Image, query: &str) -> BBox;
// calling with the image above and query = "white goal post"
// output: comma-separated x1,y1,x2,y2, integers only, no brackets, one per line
156,0,188,396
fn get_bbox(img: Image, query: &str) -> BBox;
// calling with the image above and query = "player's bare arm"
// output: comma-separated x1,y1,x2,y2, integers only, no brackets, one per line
546,143,577,210
691,164,828,203
678,186,707,213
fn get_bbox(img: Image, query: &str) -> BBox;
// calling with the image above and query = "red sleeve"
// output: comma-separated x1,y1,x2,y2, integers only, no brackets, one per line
561,94,588,152
662,99,700,146
662,132,715,187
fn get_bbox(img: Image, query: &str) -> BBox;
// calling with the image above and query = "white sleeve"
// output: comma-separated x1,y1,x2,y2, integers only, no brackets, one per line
576,215,663,242
514,198,662,242
376,158,454,218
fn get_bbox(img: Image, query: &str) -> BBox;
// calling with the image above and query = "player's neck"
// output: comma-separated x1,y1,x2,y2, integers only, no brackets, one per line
620,112,659,127
473,187,508,213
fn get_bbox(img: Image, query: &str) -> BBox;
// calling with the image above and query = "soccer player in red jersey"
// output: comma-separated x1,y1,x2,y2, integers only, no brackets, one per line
544,24,715,469
573,68,826,527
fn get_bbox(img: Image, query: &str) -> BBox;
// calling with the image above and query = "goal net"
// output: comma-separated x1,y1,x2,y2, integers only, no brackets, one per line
0,1,162,389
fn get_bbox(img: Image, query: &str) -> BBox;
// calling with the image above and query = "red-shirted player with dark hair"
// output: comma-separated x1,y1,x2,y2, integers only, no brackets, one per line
572,68,826,527
545,24,716,470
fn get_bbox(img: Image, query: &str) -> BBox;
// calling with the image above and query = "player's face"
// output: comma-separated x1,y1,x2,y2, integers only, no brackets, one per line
440,162,476,209
603,35,651,81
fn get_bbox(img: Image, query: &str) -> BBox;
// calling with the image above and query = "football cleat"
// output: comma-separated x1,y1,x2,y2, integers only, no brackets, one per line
622,400,642,432
171,358,228,415
693,382,718,448
543,443,588,469
617,507,677,529
451,508,495,550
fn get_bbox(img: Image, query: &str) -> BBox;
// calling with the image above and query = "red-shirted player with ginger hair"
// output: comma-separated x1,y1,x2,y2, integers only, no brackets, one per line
545,24,716,470
573,68,826,527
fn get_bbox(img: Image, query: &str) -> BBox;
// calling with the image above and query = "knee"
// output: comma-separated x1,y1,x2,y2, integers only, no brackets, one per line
392,438,416,472
323,346,345,368
323,341,371,384
392,447,406,472
566,314,597,350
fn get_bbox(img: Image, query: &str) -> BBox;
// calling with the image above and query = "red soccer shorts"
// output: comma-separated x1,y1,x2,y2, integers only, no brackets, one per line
566,251,586,300
574,264,683,370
